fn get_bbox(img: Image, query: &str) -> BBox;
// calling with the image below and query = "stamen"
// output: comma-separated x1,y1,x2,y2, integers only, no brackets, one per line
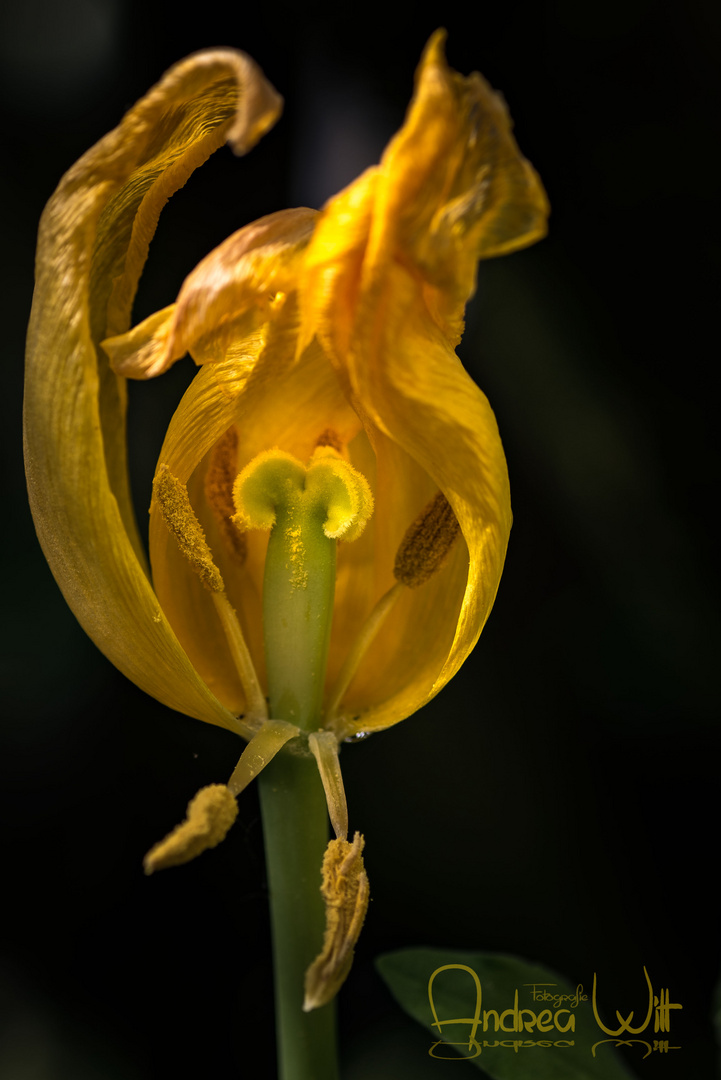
204,426,247,565
303,832,369,1011
155,464,267,721
153,464,224,593
325,581,404,725
143,784,238,874
226,719,301,796
315,428,343,453
211,592,268,720
308,731,348,840
393,491,461,588
325,492,460,726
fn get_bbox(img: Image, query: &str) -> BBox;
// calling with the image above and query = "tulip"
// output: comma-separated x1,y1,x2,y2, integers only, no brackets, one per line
24,31,548,1080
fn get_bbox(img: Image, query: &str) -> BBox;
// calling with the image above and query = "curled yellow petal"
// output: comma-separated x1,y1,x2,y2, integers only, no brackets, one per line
143,784,238,874
298,32,546,736
103,208,317,378
24,49,282,732
368,28,549,343
303,833,369,1011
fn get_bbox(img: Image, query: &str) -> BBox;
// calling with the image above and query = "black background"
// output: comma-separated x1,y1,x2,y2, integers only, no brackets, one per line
1,0,719,1077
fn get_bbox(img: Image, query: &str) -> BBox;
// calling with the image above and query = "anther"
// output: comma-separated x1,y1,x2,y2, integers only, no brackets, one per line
325,492,460,729
204,426,248,565
303,832,369,1011
143,784,238,874
393,492,461,588
154,463,267,721
153,465,224,592
315,428,344,453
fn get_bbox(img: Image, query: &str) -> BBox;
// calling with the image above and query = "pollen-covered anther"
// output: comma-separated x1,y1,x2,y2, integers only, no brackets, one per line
204,425,248,565
393,491,461,588
303,832,369,1011
153,464,224,592
143,784,238,874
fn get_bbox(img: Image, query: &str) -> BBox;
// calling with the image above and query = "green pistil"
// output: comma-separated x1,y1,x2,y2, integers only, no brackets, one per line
263,492,337,728
232,444,373,1080
232,445,373,730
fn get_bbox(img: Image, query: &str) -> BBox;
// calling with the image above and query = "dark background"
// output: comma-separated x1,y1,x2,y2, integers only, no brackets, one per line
1,0,719,1077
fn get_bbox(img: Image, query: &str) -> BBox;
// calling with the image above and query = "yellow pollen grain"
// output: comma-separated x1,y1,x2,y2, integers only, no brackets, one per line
153,465,224,593
204,426,248,566
285,522,308,589
143,784,238,874
394,491,461,588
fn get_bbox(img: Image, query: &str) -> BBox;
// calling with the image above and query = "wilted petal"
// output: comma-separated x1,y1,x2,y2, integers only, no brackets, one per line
24,50,282,731
300,33,548,734
103,208,318,378
367,28,549,344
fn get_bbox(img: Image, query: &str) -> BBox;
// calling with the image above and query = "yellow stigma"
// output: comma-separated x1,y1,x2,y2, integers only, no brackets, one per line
232,445,373,542
393,491,461,588
143,784,238,874
153,465,224,592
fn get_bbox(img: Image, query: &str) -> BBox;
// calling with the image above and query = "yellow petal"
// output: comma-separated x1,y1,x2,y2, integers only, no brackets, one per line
102,208,317,378
367,29,549,344
25,49,282,732
299,33,542,734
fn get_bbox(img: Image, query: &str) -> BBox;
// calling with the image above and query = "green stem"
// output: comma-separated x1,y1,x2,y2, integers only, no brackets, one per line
258,749,338,1080
248,453,347,1079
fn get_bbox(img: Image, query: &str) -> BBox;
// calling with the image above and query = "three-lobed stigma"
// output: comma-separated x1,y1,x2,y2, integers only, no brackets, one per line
232,445,373,543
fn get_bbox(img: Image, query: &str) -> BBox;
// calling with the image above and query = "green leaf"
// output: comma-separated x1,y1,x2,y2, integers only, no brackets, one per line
376,948,638,1080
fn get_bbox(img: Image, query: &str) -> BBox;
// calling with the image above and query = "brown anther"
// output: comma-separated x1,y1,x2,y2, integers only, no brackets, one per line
315,428,344,453
204,426,248,565
393,491,461,588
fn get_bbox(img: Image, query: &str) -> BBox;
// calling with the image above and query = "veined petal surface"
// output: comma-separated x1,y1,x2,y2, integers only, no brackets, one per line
24,49,282,731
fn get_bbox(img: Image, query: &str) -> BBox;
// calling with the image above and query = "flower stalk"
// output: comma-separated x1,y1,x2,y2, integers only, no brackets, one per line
258,751,339,1080
234,442,373,1078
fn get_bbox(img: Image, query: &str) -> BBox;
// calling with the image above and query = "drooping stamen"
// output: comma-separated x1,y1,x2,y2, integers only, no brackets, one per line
233,445,373,730
226,719,301,796
326,490,461,727
393,491,461,588
204,425,248,565
303,832,369,1012
143,784,238,874
308,731,349,841
154,464,267,721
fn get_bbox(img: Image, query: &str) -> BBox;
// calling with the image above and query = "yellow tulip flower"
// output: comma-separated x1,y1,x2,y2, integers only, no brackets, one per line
24,30,548,1070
